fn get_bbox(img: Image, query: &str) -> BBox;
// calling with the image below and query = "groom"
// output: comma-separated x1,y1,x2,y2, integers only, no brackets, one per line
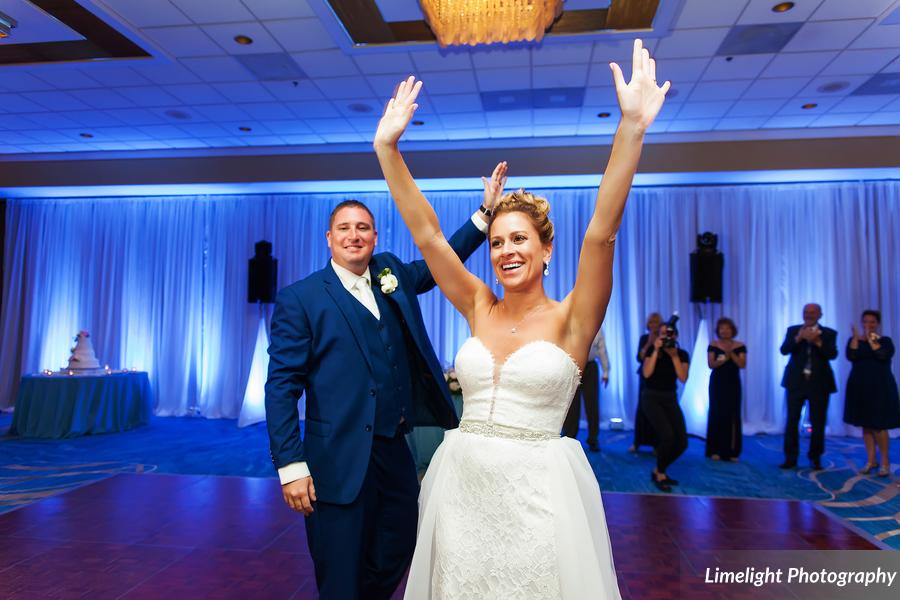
265,199,488,599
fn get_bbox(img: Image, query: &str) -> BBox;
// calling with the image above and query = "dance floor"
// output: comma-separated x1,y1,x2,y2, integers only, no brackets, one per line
0,473,877,599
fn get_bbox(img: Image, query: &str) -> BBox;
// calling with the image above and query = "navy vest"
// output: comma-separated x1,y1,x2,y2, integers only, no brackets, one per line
346,284,416,437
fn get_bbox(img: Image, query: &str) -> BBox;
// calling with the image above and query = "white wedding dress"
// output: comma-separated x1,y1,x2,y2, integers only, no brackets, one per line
405,337,621,599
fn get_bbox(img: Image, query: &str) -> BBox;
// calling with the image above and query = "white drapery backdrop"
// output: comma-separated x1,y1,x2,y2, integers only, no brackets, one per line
2,180,899,436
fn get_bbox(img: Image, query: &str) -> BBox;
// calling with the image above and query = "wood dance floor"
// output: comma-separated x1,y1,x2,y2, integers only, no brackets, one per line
0,473,878,599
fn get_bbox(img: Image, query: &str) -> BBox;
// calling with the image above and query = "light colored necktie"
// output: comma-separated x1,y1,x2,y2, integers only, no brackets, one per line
354,277,380,320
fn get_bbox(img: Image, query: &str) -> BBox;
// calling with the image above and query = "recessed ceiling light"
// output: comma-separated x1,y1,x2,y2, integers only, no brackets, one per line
347,102,374,114
817,81,850,93
597,112,611,118
412,120,425,126
238,126,252,132
725,56,734,62
772,2,795,12
234,35,253,45
79,132,94,138
801,102,818,109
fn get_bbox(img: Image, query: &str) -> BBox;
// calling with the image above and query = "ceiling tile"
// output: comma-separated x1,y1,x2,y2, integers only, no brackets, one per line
667,119,719,132
810,112,869,127
429,93,484,113
703,54,774,80
797,75,869,97
103,109,168,126
22,113,85,129
471,47,531,69
320,132,365,143
485,110,532,127
264,19,337,52
262,80,324,101
286,100,341,118
776,96,843,115
592,39,658,63
674,0,749,29
291,51,360,78
280,134,325,145
115,86,182,107
533,65,588,88
242,0,316,20
410,50,474,72
134,63,203,85
335,100,382,118
658,58,712,82
829,94,897,112
677,101,734,119
738,0,822,25
849,23,900,49
655,28,731,59
66,89,136,109
532,108,582,125
421,71,479,95
353,53,415,75
144,26,225,58
438,112,487,129
489,126,533,138
170,0,255,23
689,80,752,101
56,111,125,127
820,48,900,75
176,123,231,137
762,51,838,77
32,70,104,90
366,74,409,98
858,111,900,124
741,77,810,99
531,42,593,66
0,73,56,92
83,67,153,87
761,115,817,128
138,124,193,139
101,0,191,27
202,22,285,54
164,83,228,104
304,118,356,133
316,77,375,99
193,104,252,121
583,87,617,106
782,20,874,52
22,91,92,111
213,82,277,103
577,122,618,136
727,98,789,116
811,0,896,21
0,115,40,130
579,106,620,123
533,124,578,137
715,116,770,130
181,57,256,82
236,102,297,120
476,68,531,92
445,128,483,140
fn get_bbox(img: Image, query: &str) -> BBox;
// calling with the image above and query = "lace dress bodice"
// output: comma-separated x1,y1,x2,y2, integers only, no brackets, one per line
455,337,581,434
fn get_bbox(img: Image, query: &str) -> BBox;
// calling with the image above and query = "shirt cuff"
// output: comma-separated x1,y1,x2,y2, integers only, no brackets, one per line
278,462,310,485
471,212,489,233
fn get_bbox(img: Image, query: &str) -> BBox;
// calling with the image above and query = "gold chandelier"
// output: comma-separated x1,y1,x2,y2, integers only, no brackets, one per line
420,0,563,47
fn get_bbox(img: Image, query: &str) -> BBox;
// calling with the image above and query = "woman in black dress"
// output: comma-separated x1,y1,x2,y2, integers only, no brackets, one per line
844,310,900,477
706,317,746,461
631,312,661,453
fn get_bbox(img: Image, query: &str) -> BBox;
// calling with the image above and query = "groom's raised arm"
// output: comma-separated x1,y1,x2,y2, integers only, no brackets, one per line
407,210,488,294
265,285,313,481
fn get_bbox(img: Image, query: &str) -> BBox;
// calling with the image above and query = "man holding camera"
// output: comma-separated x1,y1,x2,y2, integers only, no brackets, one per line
641,316,690,492
779,303,838,470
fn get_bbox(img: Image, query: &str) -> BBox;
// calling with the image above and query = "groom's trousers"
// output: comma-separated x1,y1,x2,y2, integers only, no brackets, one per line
304,431,418,599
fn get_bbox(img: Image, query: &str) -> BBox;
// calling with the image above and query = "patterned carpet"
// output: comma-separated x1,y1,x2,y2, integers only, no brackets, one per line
2,412,897,549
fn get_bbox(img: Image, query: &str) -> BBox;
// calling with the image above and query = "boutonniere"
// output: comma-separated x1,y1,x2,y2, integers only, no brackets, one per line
377,267,399,294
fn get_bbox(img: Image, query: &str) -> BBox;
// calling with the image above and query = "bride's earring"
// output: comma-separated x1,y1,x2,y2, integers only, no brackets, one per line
495,276,500,284
543,262,550,277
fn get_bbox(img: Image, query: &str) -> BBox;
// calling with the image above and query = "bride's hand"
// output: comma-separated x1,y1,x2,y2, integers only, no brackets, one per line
481,161,508,212
609,39,670,131
374,75,423,149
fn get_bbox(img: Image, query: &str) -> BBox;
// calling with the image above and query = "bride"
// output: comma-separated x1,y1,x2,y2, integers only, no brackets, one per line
373,39,669,599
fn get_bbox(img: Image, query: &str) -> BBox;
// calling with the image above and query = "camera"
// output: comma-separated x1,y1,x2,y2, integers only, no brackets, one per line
660,313,679,349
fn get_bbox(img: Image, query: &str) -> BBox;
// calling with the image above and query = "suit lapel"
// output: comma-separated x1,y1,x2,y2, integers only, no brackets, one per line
322,264,375,375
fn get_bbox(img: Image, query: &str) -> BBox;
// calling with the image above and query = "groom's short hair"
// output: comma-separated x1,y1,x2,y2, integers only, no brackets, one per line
329,200,375,229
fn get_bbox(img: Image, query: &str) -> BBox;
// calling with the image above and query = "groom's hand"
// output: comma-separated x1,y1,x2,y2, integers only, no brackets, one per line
282,476,317,516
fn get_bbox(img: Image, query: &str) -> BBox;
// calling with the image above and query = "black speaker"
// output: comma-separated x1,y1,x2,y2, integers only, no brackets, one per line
249,240,278,303
690,232,724,303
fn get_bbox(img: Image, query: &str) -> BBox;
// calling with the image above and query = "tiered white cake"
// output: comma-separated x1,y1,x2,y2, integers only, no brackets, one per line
66,330,101,370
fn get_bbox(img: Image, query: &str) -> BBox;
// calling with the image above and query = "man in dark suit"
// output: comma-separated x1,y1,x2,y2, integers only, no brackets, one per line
779,303,838,470
265,199,486,599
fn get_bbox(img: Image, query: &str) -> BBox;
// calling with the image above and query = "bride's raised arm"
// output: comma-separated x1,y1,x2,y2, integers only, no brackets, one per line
566,39,670,345
373,76,502,322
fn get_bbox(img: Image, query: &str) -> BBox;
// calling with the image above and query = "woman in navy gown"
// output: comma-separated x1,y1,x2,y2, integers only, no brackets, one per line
706,317,746,461
844,310,900,477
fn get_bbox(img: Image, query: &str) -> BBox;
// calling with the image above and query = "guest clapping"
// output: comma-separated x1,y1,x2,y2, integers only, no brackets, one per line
779,303,838,471
641,318,689,492
843,310,900,478
706,318,746,461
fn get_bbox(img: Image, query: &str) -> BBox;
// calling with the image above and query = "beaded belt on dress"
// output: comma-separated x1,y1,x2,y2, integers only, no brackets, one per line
458,420,557,441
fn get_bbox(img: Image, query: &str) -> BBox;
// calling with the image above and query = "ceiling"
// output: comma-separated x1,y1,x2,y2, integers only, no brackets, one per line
0,0,899,161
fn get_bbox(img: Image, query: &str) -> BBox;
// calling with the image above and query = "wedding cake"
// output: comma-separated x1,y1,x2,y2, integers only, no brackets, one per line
66,330,101,370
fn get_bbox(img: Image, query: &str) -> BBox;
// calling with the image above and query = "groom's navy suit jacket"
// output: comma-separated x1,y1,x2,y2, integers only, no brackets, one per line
265,219,484,504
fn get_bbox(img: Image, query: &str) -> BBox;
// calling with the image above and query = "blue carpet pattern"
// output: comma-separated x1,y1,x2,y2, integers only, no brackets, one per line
2,413,897,548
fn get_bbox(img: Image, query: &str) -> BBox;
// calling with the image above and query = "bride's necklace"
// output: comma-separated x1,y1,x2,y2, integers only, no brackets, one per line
505,302,547,334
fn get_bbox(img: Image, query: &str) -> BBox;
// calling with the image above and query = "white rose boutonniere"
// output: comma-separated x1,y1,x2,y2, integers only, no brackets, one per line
377,267,399,294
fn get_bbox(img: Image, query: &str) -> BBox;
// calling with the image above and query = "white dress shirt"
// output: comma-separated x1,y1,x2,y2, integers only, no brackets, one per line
277,211,489,486
588,330,610,379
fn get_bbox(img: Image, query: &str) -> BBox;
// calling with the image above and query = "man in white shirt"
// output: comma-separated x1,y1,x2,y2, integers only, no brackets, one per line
562,329,610,452
265,198,489,599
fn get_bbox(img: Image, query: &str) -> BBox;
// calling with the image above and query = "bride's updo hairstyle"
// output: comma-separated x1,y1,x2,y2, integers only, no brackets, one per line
490,189,555,245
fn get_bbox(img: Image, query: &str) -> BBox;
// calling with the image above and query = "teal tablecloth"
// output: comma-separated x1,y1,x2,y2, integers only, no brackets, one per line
11,372,153,438
408,394,463,474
